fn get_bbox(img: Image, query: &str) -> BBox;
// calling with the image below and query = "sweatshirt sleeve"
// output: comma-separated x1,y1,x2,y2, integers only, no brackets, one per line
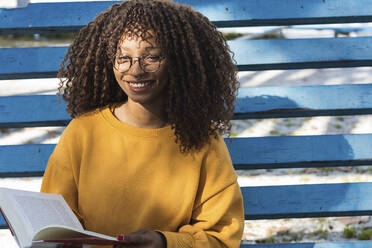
40,119,84,224
160,136,244,248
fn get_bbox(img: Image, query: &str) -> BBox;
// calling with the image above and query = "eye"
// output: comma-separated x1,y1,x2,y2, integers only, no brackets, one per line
144,55,162,62
116,55,131,63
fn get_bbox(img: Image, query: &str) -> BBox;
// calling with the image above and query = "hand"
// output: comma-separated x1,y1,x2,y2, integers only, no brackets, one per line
115,229,166,248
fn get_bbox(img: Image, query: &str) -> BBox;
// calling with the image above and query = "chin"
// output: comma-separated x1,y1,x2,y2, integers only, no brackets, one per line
126,91,166,106
128,95,153,105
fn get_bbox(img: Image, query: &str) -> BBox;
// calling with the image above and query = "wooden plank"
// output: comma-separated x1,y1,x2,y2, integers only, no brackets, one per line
0,47,66,79
0,144,53,177
242,182,372,220
228,134,372,170
184,0,372,27
0,1,119,34
235,84,372,119
1,134,372,177
2,0,372,34
3,37,372,79
239,241,372,248
0,95,69,128
230,37,372,71
3,183,371,230
2,84,372,128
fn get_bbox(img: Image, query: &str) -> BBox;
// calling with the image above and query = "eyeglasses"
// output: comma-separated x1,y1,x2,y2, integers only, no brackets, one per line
113,54,165,73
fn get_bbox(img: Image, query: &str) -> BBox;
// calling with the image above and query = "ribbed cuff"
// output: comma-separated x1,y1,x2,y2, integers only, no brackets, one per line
157,231,194,248
155,231,167,248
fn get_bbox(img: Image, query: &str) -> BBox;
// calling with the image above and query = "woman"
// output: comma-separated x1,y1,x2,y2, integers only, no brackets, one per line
41,0,244,247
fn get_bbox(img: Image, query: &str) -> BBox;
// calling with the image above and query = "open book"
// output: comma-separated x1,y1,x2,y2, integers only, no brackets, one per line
0,187,129,248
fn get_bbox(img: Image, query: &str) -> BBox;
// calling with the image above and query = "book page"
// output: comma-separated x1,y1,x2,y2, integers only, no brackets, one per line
0,188,83,237
33,226,117,241
12,194,83,234
0,188,34,247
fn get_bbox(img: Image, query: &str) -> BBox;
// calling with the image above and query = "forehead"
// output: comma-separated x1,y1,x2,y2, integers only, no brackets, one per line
118,30,159,50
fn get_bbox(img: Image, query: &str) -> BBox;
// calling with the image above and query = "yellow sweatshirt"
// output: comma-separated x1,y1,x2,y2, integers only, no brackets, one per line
41,106,244,248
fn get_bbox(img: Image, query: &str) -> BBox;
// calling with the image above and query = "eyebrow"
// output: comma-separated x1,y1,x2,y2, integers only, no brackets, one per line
120,46,161,51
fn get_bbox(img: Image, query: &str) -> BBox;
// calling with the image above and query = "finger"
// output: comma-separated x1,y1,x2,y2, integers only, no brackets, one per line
123,232,147,244
117,233,135,244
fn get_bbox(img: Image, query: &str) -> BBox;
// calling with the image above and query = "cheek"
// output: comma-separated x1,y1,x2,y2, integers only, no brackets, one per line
113,69,121,82
158,65,168,83
114,70,125,85
156,73,168,92
113,70,128,93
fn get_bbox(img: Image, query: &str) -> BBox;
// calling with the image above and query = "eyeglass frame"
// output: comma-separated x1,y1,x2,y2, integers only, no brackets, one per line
113,53,165,73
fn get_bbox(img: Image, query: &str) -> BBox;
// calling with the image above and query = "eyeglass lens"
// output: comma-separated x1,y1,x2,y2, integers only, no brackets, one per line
115,55,162,73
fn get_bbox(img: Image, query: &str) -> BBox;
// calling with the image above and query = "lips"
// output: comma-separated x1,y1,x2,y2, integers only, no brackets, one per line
126,80,155,91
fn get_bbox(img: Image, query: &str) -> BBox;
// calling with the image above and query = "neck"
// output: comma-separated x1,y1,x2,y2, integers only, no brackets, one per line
114,100,167,129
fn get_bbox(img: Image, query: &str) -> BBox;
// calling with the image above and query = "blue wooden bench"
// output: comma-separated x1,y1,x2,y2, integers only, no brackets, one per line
1,0,372,247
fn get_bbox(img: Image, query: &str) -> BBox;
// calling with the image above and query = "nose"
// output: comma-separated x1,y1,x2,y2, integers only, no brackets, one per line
127,58,144,75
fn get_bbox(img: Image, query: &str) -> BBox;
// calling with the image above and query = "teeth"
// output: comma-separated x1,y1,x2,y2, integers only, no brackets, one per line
128,81,152,88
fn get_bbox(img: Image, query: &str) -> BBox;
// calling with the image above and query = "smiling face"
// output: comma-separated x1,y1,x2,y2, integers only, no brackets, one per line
113,32,168,106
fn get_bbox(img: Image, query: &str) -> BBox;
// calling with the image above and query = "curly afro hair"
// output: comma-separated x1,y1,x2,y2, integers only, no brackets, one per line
59,0,239,152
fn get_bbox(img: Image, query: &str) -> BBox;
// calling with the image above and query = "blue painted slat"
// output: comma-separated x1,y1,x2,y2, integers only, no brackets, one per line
0,1,120,34
1,180,371,228
235,84,372,119
0,95,69,128
2,0,372,34
239,241,372,248
3,37,372,79
242,183,372,220
228,134,372,170
0,47,67,79
0,144,53,177
5,183,369,227
183,0,372,27
229,37,372,71
2,84,372,128
1,134,372,178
